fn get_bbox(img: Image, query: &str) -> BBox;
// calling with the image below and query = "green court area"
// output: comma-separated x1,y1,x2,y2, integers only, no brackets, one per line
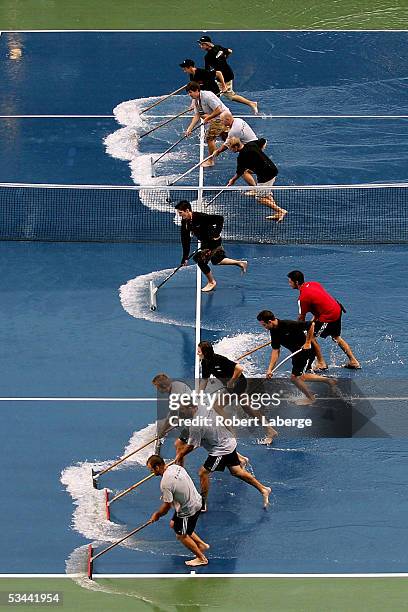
0,577,407,611
1,0,408,30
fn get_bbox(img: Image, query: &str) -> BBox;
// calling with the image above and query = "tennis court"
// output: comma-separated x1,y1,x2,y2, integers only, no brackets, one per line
0,22,407,611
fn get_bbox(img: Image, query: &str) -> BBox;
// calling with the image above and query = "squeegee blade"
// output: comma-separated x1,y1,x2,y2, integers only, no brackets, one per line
149,280,157,311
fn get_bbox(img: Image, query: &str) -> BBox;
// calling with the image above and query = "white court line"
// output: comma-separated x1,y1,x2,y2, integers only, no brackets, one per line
1,572,407,578
0,115,114,118
194,125,205,380
0,397,157,401
1,114,407,119
2,29,408,32
0,397,407,402
1,181,407,190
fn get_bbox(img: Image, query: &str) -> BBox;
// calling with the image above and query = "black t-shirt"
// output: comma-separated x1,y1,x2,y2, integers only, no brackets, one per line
202,353,245,382
269,320,312,353
204,45,234,82
236,143,278,183
190,68,220,94
180,212,224,261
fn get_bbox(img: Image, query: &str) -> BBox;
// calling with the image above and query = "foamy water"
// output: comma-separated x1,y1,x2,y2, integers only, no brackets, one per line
119,267,196,328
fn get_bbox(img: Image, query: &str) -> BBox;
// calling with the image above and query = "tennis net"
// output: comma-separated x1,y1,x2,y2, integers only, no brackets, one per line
0,183,407,244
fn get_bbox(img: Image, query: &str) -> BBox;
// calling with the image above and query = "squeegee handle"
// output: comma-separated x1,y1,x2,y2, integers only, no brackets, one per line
155,249,201,290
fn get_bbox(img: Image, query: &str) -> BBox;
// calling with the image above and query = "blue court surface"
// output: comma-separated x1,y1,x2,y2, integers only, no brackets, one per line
0,31,407,577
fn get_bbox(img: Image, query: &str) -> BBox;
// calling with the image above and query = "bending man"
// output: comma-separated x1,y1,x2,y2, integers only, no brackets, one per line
147,455,209,567
198,340,278,444
175,200,247,292
175,407,271,512
213,111,266,157
257,310,337,405
197,35,258,114
287,270,360,370
185,81,229,166
227,137,287,222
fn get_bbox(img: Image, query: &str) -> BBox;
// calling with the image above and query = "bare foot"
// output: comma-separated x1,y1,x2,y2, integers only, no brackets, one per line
259,429,278,445
343,361,361,369
240,260,248,274
314,361,328,371
202,282,216,292
262,486,271,508
265,210,287,222
295,396,316,406
198,542,210,551
185,557,208,567
201,159,215,168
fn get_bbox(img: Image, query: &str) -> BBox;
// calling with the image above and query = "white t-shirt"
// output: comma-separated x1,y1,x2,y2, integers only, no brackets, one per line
187,413,237,456
226,117,257,144
170,380,193,400
194,90,229,116
160,464,202,517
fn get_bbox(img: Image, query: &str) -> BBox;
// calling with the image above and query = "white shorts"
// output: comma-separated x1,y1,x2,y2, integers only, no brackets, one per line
255,176,276,198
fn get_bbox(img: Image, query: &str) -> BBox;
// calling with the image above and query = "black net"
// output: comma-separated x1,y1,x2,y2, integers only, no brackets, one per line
0,184,407,244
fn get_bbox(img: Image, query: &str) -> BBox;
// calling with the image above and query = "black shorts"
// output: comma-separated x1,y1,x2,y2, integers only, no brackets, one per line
315,314,342,339
218,375,247,396
172,509,201,535
193,241,226,274
291,348,315,377
203,449,241,472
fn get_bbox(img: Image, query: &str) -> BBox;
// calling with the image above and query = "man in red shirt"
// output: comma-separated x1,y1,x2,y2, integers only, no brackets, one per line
287,270,360,370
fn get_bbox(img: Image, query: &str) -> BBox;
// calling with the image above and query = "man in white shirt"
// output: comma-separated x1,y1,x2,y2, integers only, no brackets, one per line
213,111,266,157
147,455,209,567
185,81,230,167
152,373,196,461
175,409,271,511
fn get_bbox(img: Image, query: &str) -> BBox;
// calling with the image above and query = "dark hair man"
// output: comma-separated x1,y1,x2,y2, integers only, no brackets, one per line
198,341,277,444
197,35,258,113
257,310,337,405
174,410,271,512
175,200,247,292
179,58,222,95
227,137,287,222
287,271,360,370
147,455,209,567
185,81,230,166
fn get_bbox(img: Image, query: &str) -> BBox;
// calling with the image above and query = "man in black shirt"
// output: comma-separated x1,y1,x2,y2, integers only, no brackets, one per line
257,310,336,405
227,137,287,222
175,200,247,292
197,35,258,114
179,59,221,95
198,341,278,444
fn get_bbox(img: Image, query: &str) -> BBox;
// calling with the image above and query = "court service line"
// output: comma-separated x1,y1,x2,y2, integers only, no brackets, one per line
0,397,407,401
3,28,408,32
0,397,157,401
1,572,408,578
